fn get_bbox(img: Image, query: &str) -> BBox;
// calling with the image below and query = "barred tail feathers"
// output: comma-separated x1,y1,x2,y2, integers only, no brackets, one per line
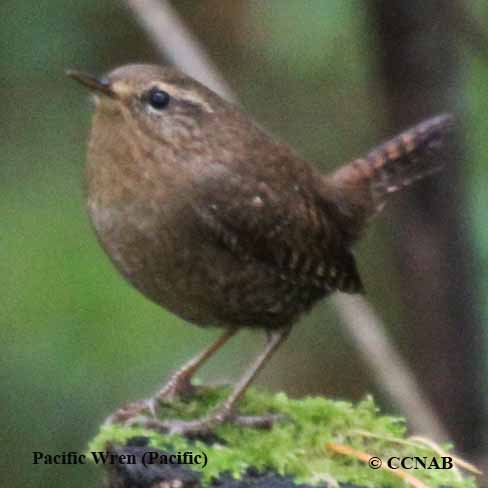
331,114,454,218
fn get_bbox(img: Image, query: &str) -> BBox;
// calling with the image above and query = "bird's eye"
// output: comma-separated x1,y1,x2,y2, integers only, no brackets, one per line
146,88,170,110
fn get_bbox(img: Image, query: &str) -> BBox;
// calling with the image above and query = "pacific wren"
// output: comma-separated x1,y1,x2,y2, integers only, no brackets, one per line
68,64,453,435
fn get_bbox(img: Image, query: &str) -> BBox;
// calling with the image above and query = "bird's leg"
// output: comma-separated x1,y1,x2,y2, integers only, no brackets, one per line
106,329,236,425
155,328,237,402
208,327,290,423
138,327,291,435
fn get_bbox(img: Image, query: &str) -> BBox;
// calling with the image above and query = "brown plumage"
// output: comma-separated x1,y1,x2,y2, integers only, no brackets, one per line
68,64,453,434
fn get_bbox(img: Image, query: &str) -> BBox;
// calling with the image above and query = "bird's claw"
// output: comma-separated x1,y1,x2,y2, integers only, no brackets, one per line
104,397,158,426
110,410,284,438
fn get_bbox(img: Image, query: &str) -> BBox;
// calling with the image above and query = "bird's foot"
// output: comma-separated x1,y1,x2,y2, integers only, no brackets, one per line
104,377,197,427
105,395,284,437
155,374,196,404
120,410,284,438
104,397,159,425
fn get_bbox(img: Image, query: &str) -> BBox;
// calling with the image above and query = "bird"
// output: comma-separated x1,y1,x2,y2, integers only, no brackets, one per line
68,64,453,435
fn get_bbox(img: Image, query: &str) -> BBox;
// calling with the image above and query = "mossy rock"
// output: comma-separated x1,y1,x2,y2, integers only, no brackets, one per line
89,387,477,488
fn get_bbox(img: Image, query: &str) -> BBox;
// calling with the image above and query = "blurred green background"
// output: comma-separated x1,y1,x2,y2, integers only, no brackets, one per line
2,1,487,486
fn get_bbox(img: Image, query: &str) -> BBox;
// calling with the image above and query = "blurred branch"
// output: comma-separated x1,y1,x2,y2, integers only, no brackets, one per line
123,0,449,442
334,294,447,440
125,0,234,100
369,0,485,454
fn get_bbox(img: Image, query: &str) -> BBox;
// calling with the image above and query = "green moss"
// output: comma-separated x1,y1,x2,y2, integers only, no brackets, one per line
89,388,477,488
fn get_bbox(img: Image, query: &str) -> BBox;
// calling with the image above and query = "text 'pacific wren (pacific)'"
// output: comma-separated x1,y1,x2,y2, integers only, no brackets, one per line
68,64,453,435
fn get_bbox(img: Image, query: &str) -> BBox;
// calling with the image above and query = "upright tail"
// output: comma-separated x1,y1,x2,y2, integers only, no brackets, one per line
328,114,455,223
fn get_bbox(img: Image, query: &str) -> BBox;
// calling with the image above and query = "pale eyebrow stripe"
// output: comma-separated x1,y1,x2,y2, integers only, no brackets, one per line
111,80,214,112
150,81,214,112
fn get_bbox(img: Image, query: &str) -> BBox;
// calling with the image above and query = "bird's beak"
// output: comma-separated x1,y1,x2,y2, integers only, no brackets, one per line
66,69,114,97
